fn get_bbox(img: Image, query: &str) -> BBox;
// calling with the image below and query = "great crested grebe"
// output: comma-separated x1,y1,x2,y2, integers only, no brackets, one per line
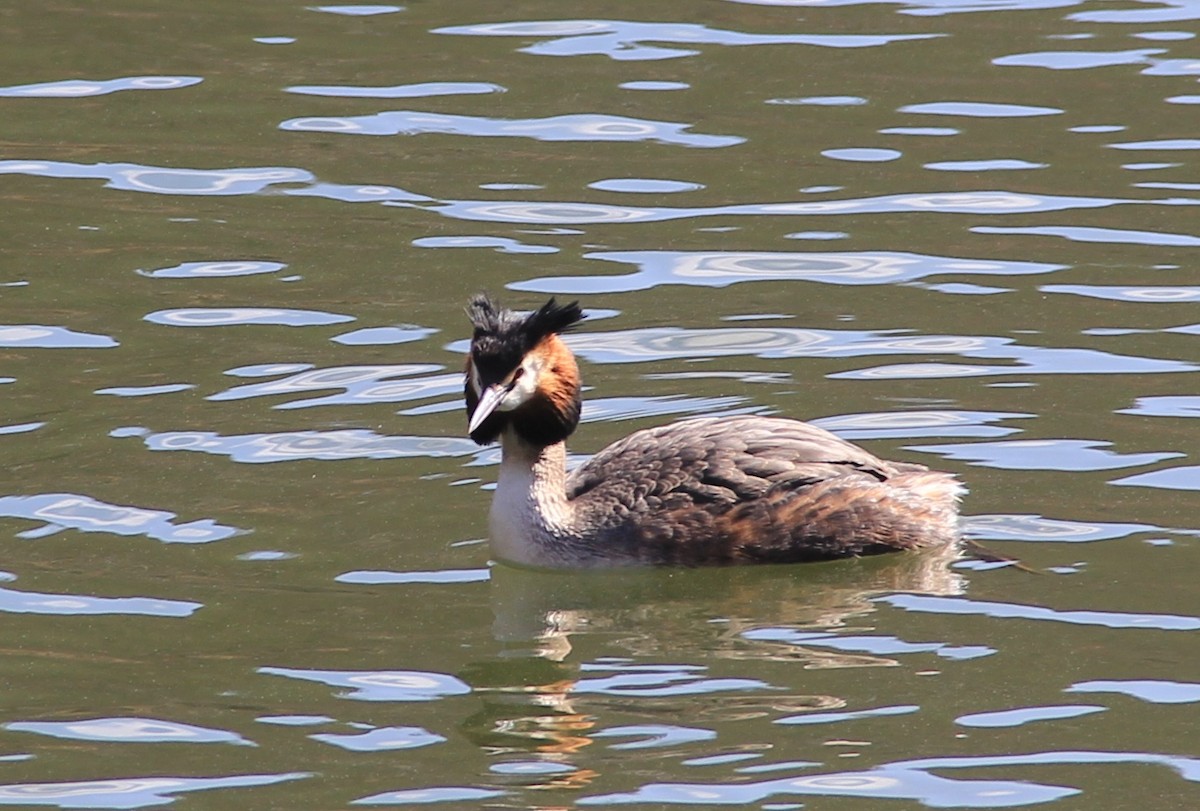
464,294,965,568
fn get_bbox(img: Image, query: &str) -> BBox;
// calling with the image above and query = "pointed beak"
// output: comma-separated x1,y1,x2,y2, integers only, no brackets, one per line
468,383,507,435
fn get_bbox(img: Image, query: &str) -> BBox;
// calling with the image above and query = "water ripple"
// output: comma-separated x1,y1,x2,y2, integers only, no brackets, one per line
0,493,240,543
415,189,1137,225
955,705,1106,728
287,82,503,98
145,308,355,327
742,628,995,660
258,667,471,701
0,325,117,349
775,704,920,725
1111,465,1200,491
437,326,1200,381
352,787,506,805
905,439,1182,471
578,764,1075,806
592,724,716,750
810,410,1032,439
432,20,940,61
5,718,253,745
283,182,431,203
0,76,202,97
140,429,481,464
727,0,1088,16
207,364,453,409
310,5,404,15
0,159,312,195
1118,395,1200,417
580,395,762,423
331,326,438,345
1067,679,1200,704
925,159,1046,171
963,513,1200,542
0,573,201,617
573,662,771,697
511,249,1063,293
310,725,446,751
336,569,491,585
413,235,558,254
1041,284,1200,303
973,224,1200,246
0,773,308,808
994,48,1163,70
1071,1,1200,24
902,100,1063,116
141,261,287,279
879,594,1200,631
280,111,744,147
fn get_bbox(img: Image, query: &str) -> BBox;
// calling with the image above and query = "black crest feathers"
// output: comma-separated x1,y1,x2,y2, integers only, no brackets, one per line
467,294,583,347
466,294,583,380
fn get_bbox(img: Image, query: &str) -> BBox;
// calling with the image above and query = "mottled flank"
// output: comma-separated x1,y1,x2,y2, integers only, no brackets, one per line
566,416,964,565
465,295,964,568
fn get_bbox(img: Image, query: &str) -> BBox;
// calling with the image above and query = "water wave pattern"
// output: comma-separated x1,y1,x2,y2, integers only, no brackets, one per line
725,0,1089,16
808,409,1033,439
0,325,117,349
1111,464,1200,491
310,725,447,751
954,705,1106,727
257,667,471,701
413,235,558,254
207,364,455,409
331,326,439,345
972,224,1200,246
0,159,312,195
145,308,355,327
336,568,491,585
1118,395,1200,418
5,718,253,745
742,627,994,660
879,594,1200,631
963,513,1200,542
442,326,1200,380
6,1,1200,807
905,439,1182,471
577,763,1078,805
141,260,287,279
1041,284,1200,303
0,773,308,808
1067,679,1200,704
0,75,202,97
139,429,482,464
309,5,404,15
280,110,744,147
0,493,240,543
572,661,772,697
583,748,1200,808
0,572,200,617
409,189,1170,225
511,249,1063,293
286,81,504,98
432,20,941,60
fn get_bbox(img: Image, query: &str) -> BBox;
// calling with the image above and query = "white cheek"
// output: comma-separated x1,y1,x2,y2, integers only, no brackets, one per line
498,357,543,411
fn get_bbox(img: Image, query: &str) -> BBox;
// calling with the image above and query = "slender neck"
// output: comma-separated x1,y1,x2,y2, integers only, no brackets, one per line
488,427,579,567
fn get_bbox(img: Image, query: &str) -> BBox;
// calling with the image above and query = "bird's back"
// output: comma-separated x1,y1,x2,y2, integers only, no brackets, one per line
566,415,963,565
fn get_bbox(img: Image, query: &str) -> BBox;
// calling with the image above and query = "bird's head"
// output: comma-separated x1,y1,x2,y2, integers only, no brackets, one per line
464,294,585,447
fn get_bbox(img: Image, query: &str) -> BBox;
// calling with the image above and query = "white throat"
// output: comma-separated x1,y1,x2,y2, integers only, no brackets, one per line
487,428,576,567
